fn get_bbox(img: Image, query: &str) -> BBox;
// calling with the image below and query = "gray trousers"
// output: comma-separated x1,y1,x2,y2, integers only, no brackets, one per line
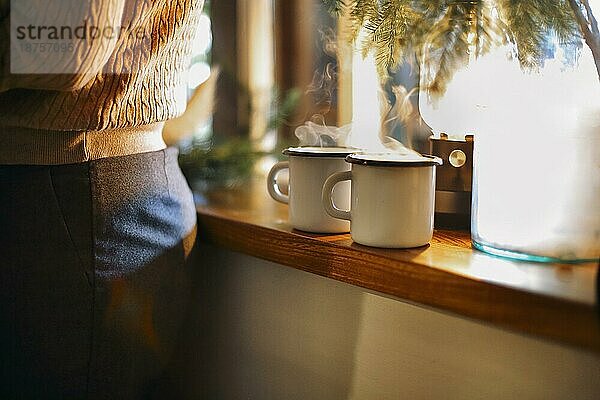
0,148,197,399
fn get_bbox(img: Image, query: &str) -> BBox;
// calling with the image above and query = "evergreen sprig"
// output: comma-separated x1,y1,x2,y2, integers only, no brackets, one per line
325,0,598,96
350,0,379,39
323,0,347,15
363,0,415,75
425,2,484,94
497,0,579,67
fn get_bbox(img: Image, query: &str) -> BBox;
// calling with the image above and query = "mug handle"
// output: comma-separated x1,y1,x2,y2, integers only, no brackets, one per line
322,171,352,221
267,161,290,204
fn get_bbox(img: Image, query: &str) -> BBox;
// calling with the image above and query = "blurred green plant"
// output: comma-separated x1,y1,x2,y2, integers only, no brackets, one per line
179,138,263,189
268,87,303,132
323,0,600,95
178,87,301,189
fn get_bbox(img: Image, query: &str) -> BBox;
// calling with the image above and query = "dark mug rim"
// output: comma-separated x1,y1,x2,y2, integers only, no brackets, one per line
282,146,358,158
346,153,443,168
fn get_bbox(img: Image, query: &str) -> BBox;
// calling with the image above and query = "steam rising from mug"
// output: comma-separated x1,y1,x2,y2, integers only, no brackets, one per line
300,27,421,157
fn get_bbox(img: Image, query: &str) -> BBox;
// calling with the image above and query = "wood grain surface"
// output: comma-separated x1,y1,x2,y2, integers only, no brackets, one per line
194,177,600,353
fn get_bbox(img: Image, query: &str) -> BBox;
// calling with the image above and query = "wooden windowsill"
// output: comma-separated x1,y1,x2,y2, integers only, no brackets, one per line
194,176,600,353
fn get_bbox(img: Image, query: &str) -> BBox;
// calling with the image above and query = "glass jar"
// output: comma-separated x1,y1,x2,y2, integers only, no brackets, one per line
420,20,600,262
470,29,600,262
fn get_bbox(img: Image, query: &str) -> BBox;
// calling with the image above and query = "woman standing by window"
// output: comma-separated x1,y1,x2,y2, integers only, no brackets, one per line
0,0,204,397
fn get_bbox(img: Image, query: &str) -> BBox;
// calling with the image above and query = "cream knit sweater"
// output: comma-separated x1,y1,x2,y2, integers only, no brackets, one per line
0,0,203,164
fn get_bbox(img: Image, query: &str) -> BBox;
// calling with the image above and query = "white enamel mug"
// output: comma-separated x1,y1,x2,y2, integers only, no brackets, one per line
267,147,356,233
322,153,443,248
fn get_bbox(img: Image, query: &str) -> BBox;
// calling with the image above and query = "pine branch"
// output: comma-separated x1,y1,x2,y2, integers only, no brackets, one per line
401,1,449,62
326,0,599,92
424,1,477,95
349,0,379,40
550,1,580,43
497,0,546,67
568,0,600,79
471,1,506,57
322,0,346,15
582,0,599,35
362,0,415,75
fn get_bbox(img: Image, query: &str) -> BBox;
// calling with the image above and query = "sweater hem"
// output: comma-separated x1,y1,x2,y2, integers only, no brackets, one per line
0,123,167,165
